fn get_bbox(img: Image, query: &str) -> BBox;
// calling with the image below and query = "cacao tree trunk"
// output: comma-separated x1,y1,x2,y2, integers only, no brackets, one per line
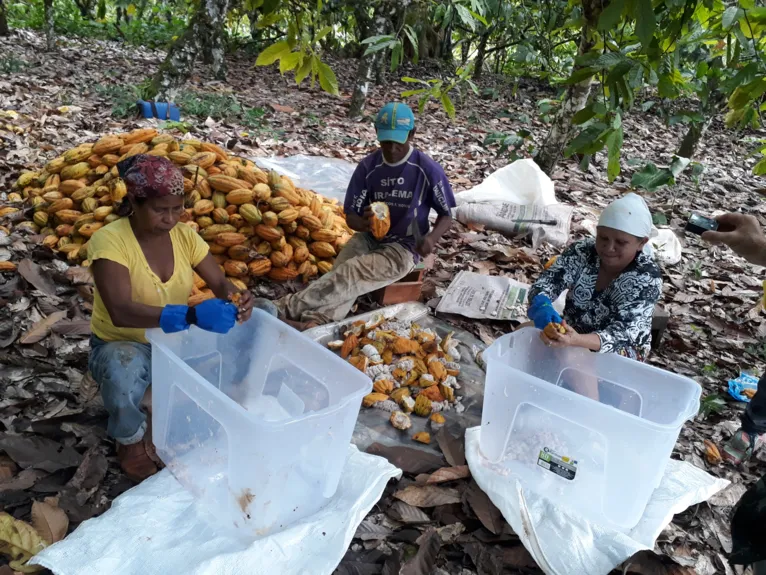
349,8,388,117
0,0,10,37
199,0,230,80
534,0,605,174
460,39,469,66
149,0,229,99
44,0,55,51
439,23,452,62
473,31,489,80
676,119,712,159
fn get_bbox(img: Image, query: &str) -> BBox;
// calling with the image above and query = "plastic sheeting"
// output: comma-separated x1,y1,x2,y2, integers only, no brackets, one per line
465,427,729,575
31,445,401,575
454,159,557,206
255,155,356,203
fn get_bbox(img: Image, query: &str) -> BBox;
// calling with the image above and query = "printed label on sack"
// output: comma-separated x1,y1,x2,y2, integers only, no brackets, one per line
537,447,577,480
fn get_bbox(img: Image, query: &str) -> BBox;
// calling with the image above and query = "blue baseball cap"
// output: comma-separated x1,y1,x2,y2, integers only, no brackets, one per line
375,103,415,144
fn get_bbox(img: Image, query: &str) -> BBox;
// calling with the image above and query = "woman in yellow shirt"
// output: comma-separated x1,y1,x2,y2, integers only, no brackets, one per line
87,154,273,482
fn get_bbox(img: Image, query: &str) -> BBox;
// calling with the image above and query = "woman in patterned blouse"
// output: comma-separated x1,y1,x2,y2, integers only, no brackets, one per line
528,193,663,362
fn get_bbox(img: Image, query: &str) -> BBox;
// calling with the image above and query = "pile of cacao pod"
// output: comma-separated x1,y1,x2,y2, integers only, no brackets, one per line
1,128,354,303
326,314,466,442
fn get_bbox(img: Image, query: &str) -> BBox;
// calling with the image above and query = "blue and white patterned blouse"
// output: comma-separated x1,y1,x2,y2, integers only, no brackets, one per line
528,238,663,360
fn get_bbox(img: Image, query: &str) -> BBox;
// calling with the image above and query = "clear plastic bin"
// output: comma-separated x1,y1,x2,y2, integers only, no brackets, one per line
480,328,701,531
146,309,371,538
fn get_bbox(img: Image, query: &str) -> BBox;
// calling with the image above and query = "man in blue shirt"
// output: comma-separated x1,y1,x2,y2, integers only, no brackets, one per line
277,102,455,327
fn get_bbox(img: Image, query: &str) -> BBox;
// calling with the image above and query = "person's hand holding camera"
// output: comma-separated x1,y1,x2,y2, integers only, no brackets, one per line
701,213,766,267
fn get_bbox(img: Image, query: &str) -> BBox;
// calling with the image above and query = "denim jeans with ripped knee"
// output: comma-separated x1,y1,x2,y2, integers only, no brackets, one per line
89,335,151,445
88,298,280,445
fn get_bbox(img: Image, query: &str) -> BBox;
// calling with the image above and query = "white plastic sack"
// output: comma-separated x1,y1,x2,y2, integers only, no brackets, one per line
455,202,574,248
465,427,728,575
31,445,401,575
454,159,557,207
651,228,683,266
255,155,356,203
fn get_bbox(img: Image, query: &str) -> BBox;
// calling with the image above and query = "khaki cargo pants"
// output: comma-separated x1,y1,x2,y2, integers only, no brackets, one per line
276,233,415,325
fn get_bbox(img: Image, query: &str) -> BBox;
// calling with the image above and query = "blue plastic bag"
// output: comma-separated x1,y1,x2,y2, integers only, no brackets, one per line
137,100,180,121
728,372,759,402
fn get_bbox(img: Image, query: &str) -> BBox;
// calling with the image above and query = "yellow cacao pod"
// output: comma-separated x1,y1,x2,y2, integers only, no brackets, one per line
223,259,248,277
81,197,98,213
317,260,333,274
59,180,85,195
310,241,336,258
181,164,207,181
253,183,271,201
64,145,93,163
210,191,226,209
15,171,39,188
255,241,272,256
55,209,82,224
228,244,253,261
169,151,191,165
45,157,67,174
200,224,237,241
215,232,246,247
101,154,120,167
277,208,300,225
226,189,255,205
208,175,252,192
78,222,104,238
270,251,290,268
301,215,323,231
7,192,22,202
211,208,229,224
196,216,214,229
93,136,124,156
71,185,97,202
293,246,310,264
92,205,112,220
0,261,17,272
33,211,49,227
268,267,299,281
261,211,278,227
123,128,158,145
274,186,301,206
196,178,212,199
239,204,262,225
370,202,391,239
48,198,74,214
268,197,291,212
248,259,272,276
110,179,127,203
190,152,217,169
229,214,245,229
60,162,89,181
238,167,268,185
193,200,215,216
295,225,311,240
200,142,228,162
151,134,175,146
310,229,338,242
188,290,216,307
123,142,149,158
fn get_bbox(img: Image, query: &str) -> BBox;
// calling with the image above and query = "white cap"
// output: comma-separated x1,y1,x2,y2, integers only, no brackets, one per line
598,193,657,240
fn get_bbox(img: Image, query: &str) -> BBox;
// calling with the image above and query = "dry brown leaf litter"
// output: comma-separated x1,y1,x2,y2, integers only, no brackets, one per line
1,29,764,574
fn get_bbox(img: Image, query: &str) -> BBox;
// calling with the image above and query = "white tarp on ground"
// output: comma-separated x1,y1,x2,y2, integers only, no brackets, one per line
465,427,729,575
31,446,401,575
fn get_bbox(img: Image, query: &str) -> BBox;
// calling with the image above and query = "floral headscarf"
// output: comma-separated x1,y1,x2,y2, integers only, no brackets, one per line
117,154,185,200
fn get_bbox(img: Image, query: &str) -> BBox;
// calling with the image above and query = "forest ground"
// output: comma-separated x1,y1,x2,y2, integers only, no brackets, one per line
1,28,765,575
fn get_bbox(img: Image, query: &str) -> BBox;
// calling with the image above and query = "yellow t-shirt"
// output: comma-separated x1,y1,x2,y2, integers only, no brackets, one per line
88,218,209,343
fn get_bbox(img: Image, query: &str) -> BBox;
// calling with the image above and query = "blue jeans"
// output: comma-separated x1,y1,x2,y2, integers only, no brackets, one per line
89,335,152,445
89,298,280,444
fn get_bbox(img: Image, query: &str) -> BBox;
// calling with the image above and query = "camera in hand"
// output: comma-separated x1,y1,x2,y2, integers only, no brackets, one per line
685,214,719,235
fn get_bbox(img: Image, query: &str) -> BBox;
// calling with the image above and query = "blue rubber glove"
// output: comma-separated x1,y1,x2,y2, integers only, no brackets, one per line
193,299,237,334
160,305,191,333
528,294,562,330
